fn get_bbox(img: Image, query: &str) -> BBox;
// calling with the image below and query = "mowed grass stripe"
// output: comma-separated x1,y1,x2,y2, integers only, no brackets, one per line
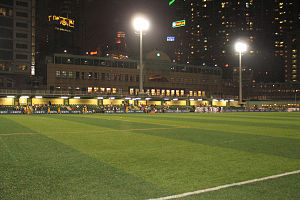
123,113,300,139
6,115,114,134
180,173,300,200
0,116,37,134
125,113,300,131
60,114,181,127
29,117,300,193
36,129,300,194
0,134,169,200
45,114,173,132
154,112,300,127
132,126,300,160
1,113,300,198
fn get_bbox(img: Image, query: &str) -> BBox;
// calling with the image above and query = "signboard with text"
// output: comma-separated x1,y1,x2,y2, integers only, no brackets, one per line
48,15,75,32
172,20,186,28
167,36,175,41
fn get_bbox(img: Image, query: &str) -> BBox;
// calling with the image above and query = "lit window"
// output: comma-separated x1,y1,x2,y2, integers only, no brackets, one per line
56,71,60,78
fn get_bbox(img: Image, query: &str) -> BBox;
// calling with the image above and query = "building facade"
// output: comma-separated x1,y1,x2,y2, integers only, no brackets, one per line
0,0,35,89
46,51,222,98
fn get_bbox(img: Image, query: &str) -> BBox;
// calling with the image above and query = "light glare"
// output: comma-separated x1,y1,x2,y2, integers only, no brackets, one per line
133,17,150,31
235,42,247,53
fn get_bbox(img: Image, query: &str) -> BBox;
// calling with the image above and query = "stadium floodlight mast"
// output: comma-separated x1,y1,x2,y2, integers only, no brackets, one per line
235,41,248,104
133,16,150,94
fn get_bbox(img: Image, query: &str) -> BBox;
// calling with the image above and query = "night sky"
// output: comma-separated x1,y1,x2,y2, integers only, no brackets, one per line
84,0,173,56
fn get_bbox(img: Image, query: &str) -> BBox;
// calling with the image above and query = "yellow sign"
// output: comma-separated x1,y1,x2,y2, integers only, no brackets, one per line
48,15,75,28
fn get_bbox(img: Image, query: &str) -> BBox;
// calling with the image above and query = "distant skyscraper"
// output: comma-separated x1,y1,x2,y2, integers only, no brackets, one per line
0,0,36,89
35,0,84,83
165,0,189,64
110,31,128,59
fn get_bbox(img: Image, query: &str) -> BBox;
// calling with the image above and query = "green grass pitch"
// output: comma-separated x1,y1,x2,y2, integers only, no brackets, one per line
1,112,300,200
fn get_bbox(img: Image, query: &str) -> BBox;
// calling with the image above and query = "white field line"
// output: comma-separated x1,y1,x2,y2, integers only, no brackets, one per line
148,170,300,200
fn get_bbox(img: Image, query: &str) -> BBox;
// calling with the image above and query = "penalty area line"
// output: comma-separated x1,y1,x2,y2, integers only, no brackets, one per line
148,170,300,200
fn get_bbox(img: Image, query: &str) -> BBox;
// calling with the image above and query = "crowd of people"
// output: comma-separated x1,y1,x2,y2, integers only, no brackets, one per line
0,104,296,114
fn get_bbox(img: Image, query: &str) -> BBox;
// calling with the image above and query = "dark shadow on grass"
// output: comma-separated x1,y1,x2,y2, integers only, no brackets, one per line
0,116,37,134
0,134,169,200
125,114,300,131
45,115,170,131
134,128,300,160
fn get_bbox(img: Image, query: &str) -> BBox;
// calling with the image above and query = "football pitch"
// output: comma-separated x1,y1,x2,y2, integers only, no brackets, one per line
1,112,300,200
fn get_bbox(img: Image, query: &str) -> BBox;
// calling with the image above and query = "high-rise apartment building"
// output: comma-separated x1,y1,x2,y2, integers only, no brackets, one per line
272,0,299,82
167,0,299,83
0,0,36,89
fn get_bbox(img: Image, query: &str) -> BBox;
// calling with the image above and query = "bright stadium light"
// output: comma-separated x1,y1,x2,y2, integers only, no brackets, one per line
235,42,247,53
235,41,248,104
133,17,150,32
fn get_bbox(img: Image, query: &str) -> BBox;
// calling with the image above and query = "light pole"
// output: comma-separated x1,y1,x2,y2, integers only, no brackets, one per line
235,42,247,104
295,90,299,105
133,17,150,94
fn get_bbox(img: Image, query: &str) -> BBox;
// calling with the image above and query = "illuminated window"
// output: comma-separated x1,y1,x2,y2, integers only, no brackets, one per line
161,89,165,96
106,88,111,94
100,88,105,94
69,71,74,79
166,90,170,96
112,88,117,94
171,90,175,96
181,90,184,96
18,65,27,71
151,89,156,96
56,71,60,78
94,87,99,93
88,72,92,80
157,89,161,96
62,71,67,78
130,88,134,95
189,91,193,96
176,90,180,96
88,87,93,93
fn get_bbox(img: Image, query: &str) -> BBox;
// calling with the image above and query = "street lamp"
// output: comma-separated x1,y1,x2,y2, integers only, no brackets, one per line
235,41,247,104
133,16,150,94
